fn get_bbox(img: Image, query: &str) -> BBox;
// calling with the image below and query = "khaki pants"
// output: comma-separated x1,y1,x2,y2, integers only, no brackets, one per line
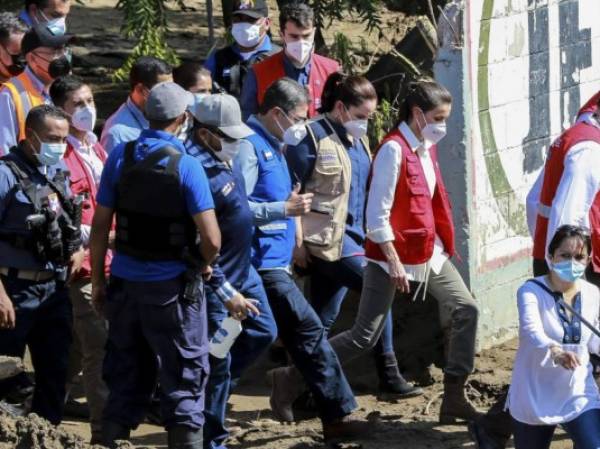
69,278,108,438
330,260,479,376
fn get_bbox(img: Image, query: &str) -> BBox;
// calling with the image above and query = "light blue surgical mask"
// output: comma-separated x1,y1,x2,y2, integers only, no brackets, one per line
33,132,67,166
39,10,67,35
551,260,587,283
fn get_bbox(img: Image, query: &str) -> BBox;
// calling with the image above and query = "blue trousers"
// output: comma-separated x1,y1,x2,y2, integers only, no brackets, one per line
512,409,600,449
260,269,356,423
0,274,71,425
102,275,209,431
203,267,277,449
310,255,394,355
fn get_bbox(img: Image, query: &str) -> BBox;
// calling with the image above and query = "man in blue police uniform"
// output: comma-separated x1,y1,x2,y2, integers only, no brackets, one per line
204,0,280,98
185,93,277,449
237,77,369,442
90,82,221,449
0,104,84,425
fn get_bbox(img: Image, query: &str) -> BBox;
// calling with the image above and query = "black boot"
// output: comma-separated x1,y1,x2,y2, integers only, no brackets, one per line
167,425,203,449
376,352,423,398
101,421,131,449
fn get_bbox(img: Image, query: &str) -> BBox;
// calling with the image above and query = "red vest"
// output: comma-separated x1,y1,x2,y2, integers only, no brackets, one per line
253,51,340,118
532,122,600,269
365,129,455,264
579,91,600,117
63,140,112,279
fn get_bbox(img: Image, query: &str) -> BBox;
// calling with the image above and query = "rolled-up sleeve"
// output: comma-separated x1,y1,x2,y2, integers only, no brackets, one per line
546,143,600,255
366,141,401,243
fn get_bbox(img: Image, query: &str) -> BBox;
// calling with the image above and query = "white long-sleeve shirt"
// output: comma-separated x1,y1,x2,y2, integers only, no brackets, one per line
507,277,600,425
526,114,600,241
365,122,447,281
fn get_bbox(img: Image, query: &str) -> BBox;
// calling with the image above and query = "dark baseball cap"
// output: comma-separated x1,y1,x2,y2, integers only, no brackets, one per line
232,0,268,19
21,25,75,55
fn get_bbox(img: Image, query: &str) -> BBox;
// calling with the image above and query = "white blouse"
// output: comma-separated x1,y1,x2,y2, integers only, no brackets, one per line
365,122,447,282
507,276,600,425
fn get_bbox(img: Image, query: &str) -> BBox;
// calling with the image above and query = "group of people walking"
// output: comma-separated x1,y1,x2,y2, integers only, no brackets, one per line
1,1,600,449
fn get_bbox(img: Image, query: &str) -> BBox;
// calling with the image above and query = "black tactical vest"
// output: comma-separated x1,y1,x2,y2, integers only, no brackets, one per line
213,44,281,98
115,141,197,261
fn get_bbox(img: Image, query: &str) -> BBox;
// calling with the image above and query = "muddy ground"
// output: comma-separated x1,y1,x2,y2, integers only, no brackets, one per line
0,339,574,448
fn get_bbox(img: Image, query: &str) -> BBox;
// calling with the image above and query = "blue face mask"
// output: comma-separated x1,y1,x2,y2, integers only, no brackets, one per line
551,260,587,283
33,132,66,166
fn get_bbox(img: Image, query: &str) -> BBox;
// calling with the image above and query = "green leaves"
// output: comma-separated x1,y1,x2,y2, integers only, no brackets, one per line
112,0,180,81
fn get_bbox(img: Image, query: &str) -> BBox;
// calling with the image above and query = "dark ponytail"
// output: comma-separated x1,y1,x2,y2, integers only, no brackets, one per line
397,78,452,124
318,72,377,114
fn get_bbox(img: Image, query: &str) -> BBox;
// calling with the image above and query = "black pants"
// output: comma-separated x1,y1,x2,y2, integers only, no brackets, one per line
479,259,600,444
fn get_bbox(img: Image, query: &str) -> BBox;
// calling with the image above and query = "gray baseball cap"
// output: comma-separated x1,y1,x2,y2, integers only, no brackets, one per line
189,93,253,139
145,81,194,121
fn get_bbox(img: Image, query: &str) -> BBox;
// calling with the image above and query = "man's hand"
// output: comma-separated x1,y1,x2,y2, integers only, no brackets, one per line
0,293,15,329
224,293,260,321
285,183,313,217
293,242,311,269
68,248,85,283
91,281,107,318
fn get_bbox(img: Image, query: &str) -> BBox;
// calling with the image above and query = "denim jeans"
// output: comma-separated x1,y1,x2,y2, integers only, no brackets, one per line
512,408,600,449
0,274,72,425
260,269,356,423
204,266,277,449
310,254,394,355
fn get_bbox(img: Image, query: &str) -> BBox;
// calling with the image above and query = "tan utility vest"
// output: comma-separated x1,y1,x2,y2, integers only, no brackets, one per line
302,116,371,261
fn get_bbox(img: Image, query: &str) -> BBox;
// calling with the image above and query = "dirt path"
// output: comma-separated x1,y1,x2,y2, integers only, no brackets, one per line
49,339,571,449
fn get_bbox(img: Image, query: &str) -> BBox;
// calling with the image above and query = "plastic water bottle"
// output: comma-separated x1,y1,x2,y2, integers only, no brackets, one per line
209,317,242,359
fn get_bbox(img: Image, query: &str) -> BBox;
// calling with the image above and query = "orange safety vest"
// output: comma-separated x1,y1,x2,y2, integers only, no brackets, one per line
1,71,45,142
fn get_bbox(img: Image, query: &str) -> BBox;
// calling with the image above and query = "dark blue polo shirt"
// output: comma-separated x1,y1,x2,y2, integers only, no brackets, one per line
185,138,254,300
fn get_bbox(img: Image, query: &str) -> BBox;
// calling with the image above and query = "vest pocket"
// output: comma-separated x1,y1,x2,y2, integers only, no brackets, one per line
312,153,343,194
303,210,335,247
408,184,429,214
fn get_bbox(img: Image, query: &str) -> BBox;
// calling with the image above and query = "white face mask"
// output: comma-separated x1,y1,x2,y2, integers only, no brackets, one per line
342,104,368,139
39,10,67,35
285,38,313,66
71,105,97,133
417,109,447,148
231,22,263,48
275,110,307,146
177,115,192,141
215,138,241,163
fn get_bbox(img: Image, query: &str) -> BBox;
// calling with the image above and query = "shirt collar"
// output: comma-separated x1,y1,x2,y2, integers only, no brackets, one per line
234,34,273,57
126,96,149,127
19,9,33,27
24,66,46,94
248,114,284,150
184,138,227,169
67,132,98,152
282,52,312,77
398,121,423,153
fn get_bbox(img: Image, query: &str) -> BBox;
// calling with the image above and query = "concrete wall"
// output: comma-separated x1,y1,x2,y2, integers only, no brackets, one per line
435,0,600,348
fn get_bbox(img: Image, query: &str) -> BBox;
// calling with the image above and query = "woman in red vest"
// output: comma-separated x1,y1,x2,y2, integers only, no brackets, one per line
326,79,481,424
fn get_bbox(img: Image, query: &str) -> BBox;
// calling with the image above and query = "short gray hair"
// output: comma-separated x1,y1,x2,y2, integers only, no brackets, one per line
258,77,309,115
0,12,27,44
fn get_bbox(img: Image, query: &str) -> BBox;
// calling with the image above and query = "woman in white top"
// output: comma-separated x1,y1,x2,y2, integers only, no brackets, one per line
325,79,480,424
507,224,600,449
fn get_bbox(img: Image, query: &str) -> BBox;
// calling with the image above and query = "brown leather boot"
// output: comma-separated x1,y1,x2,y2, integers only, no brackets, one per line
322,414,372,442
268,366,304,423
439,374,483,424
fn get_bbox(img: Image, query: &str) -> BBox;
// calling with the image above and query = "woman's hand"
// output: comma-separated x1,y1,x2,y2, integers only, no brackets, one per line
551,346,581,370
